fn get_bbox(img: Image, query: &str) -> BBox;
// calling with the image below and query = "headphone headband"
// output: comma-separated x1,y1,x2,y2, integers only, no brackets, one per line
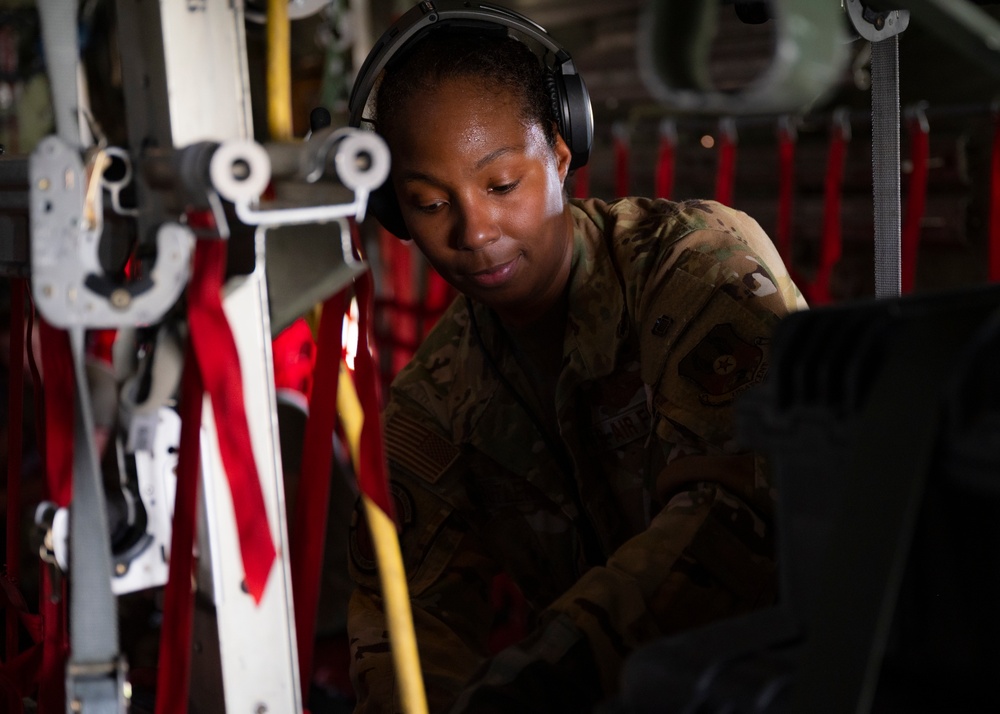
349,1,576,126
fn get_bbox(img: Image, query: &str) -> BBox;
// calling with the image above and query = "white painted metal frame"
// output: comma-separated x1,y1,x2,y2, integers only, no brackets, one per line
113,1,301,711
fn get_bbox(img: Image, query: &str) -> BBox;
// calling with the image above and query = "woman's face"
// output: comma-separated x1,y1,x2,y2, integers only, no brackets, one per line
386,76,574,326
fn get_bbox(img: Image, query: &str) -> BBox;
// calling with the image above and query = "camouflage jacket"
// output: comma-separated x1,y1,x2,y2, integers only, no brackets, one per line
348,198,807,713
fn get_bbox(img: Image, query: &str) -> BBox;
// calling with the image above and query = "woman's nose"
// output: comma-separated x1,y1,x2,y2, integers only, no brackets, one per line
454,198,500,250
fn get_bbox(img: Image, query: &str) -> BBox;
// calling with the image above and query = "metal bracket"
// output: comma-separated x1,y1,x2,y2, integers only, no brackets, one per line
210,128,390,227
111,407,181,595
29,136,195,329
845,0,910,42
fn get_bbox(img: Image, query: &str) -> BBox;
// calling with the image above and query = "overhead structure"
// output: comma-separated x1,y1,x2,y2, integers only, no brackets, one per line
636,0,850,116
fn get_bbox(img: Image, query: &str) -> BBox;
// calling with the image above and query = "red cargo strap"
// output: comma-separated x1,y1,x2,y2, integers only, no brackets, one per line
37,320,73,507
613,122,630,198
37,569,67,714
655,119,677,200
154,345,203,714
805,111,850,305
291,289,347,702
0,578,42,646
6,279,24,667
0,642,43,700
384,230,416,377
351,224,395,520
714,118,737,207
901,105,930,294
423,268,453,336
990,109,1000,282
36,316,73,714
186,232,276,601
776,118,797,266
0,509,51,708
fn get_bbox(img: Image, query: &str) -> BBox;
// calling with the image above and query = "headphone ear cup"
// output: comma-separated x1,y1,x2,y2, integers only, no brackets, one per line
544,70,564,137
557,72,593,171
545,69,593,171
368,179,411,240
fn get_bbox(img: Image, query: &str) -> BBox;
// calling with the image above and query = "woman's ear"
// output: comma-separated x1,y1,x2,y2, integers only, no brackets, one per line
552,130,572,184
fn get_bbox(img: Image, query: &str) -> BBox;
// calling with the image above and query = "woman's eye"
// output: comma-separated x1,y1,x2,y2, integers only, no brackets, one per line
416,200,446,214
490,180,520,195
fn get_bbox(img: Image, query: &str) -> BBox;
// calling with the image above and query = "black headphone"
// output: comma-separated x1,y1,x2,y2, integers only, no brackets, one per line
347,0,594,239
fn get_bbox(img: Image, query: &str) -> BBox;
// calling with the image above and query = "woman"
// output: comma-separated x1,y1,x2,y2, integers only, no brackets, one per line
346,14,806,713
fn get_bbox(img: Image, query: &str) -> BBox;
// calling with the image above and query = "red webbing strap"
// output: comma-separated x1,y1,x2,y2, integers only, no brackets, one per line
714,118,738,207
290,289,347,703
0,579,42,645
6,279,25,668
776,119,797,266
901,109,930,294
37,569,66,714
37,320,73,507
0,579,43,703
36,317,72,714
387,231,415,376
88,329,116,367
613,122,630,198
0,643,43,697
654,120,676,200
351,225,395,520
990,111,1000,282
185,234,276,602
154,345,203,714
571,163,590,200
25,296,63,714
809,116,850,305
423,268,452,338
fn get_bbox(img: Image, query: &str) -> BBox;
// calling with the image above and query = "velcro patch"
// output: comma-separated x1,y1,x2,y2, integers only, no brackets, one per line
383,412,460,484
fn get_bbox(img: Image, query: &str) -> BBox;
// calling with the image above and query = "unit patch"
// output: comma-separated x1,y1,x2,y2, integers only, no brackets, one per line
678,323,766,405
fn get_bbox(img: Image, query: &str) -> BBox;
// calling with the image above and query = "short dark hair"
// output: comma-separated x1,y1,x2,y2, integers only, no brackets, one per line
373,28,558,149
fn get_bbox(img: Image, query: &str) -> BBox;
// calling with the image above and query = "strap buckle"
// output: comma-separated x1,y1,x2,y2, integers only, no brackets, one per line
66,657,131,713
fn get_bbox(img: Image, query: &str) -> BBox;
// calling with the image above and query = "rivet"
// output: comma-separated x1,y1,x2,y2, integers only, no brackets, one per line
110,288,132,309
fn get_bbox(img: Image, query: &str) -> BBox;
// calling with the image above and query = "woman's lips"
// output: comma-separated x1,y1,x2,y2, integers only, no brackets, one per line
467,255,520,288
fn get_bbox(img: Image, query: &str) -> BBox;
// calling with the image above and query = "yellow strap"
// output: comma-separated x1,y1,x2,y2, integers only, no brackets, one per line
266,0,293,140
338,367,429,714
338,365,363,468
362,494,429,714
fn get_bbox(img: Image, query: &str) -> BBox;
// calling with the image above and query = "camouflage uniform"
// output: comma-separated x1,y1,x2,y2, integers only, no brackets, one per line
348,198,807,713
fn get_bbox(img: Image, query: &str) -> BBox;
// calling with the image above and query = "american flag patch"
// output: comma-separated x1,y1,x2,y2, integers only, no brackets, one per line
384,413,460,484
